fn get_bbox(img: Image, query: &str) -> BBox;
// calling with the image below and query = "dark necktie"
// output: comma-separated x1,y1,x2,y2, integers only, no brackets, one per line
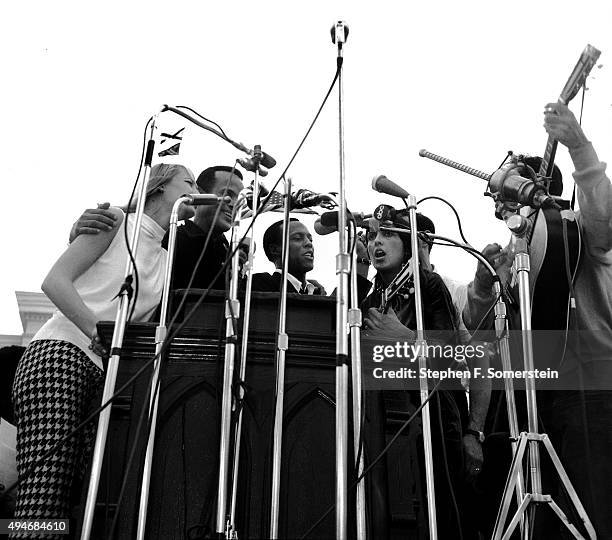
299,283,309,295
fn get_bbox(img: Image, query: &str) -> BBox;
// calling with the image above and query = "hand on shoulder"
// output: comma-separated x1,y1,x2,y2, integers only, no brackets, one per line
69,202,121,243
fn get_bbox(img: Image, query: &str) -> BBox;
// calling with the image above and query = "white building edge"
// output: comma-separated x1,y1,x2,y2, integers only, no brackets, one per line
0,291,55,348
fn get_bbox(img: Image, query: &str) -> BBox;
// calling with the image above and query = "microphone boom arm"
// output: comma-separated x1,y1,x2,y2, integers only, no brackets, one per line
419,149,491,182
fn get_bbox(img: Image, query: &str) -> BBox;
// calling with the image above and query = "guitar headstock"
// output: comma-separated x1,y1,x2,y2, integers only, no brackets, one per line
559,44,601,104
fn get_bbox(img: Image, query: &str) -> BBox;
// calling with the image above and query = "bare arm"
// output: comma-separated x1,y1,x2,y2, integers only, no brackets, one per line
44,207,124,341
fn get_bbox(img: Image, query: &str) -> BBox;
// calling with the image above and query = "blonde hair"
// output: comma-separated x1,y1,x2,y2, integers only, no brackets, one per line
146,163,194,197
128,163,194,211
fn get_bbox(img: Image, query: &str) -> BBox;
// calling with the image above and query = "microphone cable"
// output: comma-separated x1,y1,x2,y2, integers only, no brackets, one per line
123,115,154,324
175,105,228,139
417,195,472,247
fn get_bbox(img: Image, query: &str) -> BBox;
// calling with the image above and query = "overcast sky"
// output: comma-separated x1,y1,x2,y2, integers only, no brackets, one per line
2,0,611,334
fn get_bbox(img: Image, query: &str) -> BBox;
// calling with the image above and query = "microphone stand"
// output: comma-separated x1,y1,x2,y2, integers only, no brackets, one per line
380,225,530,537
491,278,529,538
404,195,439,539
348,225,367,540
492,234,595,539
227,154,264,539
80,112,160,540
216,181,250,537
269,176,292,539
136,195,194,540
331,20,350,540
427,233,528,537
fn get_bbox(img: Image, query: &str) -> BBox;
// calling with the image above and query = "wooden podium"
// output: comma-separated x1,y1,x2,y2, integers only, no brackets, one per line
83,291,391,539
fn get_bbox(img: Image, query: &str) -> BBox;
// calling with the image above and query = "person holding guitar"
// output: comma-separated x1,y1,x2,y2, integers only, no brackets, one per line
540,101,612,538
467,102,611,537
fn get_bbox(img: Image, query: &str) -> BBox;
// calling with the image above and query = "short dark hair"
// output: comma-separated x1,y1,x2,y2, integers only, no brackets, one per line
390,212,436,259
522,156,563,197
263,218,299,261
196,165,243,193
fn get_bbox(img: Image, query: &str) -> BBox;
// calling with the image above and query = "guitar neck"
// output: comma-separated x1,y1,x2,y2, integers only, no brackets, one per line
539,135,559,180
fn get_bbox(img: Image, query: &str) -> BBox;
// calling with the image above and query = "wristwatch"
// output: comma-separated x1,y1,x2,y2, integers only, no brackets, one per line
465,428,485,443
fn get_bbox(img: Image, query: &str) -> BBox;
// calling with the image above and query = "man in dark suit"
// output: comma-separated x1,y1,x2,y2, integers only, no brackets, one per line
252,218,327,294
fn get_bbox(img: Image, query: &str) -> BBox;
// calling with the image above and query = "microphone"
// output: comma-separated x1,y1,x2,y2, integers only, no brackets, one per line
489,164,559,209
233,142,277,169
314,211,371,235
418,148,558,209
251,149,276,170
290,189,335,210
184,194,231,206
237,157,269,177
371,175,410,199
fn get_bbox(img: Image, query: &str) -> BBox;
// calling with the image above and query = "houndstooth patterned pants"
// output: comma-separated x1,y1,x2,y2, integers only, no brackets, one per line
11,339,103,538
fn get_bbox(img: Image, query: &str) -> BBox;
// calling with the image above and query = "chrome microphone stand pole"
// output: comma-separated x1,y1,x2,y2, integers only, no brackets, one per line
81,112,160,540
348,226,367,540
406,196,438,539
216,187,248,537
331,20,350,540
227,158,263,539
136,195,192,540
269,176,292,539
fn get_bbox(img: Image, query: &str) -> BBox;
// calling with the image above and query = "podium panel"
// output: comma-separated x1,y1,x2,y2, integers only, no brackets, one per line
82,292,360,539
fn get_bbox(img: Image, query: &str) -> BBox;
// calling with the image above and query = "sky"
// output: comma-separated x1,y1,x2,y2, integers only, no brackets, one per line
1,0,611,335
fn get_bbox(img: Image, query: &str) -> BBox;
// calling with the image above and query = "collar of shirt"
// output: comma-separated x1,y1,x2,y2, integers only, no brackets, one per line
273,269,315,294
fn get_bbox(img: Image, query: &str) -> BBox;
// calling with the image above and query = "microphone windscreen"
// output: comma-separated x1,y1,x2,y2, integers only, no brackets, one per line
260,152,277,169
320,211,340,227
313,218,337,236
371,175,410,199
